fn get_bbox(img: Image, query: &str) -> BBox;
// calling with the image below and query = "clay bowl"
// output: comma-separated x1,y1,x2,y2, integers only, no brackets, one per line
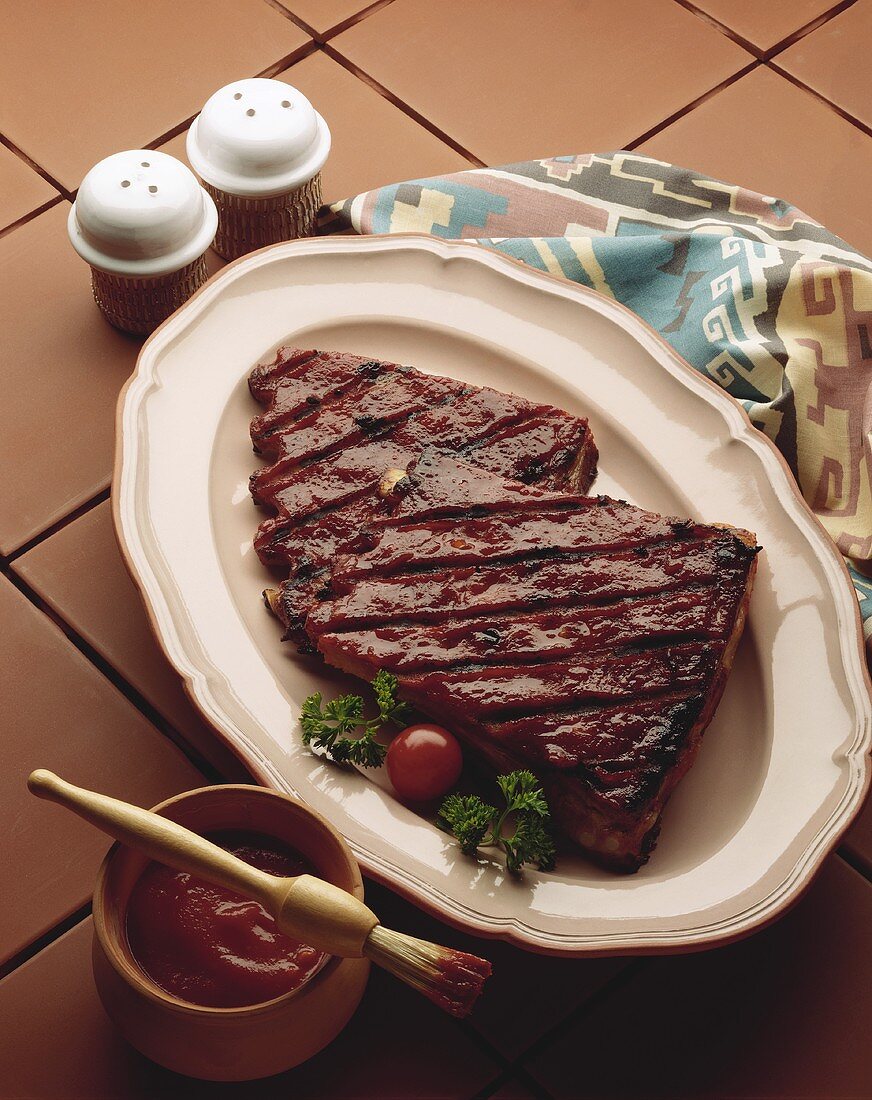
92,784,370,1081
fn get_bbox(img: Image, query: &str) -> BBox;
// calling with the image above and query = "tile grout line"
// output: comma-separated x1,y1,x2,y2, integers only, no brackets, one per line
0,133,72,200
512,957,651,1074
766,61,872,140
4,488,111,565
262,0,398,44
258,37,321,79
670,0,764,58
671,0,859,61
322,42,486,166
0,902,93,984
1,564,227,784
764,0,859,60
837,844,872,885
318,0,399,43
625,59,760,150
474,1064,555,1100
146,41,321,160
262,0,319,39
0,193,66,242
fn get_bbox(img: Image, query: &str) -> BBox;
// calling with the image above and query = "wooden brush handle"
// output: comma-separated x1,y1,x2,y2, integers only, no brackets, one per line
28,770,275,900
27,770,378,957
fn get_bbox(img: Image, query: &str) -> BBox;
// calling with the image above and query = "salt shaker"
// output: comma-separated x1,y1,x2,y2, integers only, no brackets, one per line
68,150,218,336
186,78,331,261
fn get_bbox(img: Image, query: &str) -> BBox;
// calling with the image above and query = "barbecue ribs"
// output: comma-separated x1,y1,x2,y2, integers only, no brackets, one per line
302,453,759,872
249,347,598,645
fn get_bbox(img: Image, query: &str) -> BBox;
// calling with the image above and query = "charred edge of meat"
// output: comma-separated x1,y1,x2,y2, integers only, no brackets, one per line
357,359,386,378
354,414,388,435
568,695,707,811
715,533,761,566
248,348,318,397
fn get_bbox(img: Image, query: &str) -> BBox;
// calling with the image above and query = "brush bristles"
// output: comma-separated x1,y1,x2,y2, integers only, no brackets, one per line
363,926,492,1018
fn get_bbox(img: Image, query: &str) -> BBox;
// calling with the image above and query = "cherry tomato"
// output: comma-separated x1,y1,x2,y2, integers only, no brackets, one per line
386,724,463,803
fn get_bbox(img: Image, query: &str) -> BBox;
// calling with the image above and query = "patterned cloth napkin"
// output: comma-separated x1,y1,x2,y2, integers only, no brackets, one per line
329,152,872,659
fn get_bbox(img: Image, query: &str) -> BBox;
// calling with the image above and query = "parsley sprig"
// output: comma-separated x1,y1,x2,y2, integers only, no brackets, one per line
300,670,410,768
437,770,556,874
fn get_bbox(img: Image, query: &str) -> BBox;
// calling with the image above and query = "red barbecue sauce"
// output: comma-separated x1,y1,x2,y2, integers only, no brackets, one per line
126,830,325,1008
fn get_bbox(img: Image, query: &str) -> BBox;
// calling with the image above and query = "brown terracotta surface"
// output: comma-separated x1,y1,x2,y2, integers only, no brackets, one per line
1,2,870,1096
0,202,140,555
0,575,202,967
778,2,872,128
333,0,752,164
0,919,502,1098
526,856,872,1099
0,144,57,233
686,0,842,51
162,52,471,205
639,65,872,255
12,501,248,781
0,0,310,192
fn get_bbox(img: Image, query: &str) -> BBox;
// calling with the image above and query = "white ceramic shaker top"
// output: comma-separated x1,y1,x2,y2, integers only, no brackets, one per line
186,78,331,198
68,150,218,277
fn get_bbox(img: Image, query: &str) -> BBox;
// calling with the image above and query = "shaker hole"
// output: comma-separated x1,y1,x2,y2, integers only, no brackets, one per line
233,92,242,100
246,108,256,117
281,100,291,108
121,180,131,187
141,161,150,167
148,185,158,193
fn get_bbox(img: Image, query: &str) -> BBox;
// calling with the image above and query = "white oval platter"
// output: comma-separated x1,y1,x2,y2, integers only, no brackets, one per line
114,234,871,955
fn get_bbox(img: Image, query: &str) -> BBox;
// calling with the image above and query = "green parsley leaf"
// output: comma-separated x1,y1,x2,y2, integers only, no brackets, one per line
437,770,557,874
437,794,496,855
298,673,407,768
496,770,549,817
371,669,411,728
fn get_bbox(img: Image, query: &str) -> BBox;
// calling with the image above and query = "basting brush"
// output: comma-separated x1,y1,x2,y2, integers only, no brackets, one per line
27,770,491,1017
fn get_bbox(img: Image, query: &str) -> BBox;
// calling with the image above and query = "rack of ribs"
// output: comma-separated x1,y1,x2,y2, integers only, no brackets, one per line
249,347,599,645
300,452,759,873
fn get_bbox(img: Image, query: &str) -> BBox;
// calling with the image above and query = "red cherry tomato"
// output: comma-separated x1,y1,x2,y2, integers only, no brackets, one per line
386,724,463,803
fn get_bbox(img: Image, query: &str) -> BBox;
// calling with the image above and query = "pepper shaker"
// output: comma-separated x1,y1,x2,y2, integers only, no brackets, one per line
68,150,218,336
186,78,331,261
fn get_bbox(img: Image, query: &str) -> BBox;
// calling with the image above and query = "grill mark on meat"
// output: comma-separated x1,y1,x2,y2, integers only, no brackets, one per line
254,495,382,569
465,413,590,485
395,644,719,718
307,538,740,633
483,693,705,802
253,410,598,580
251,355,393,448
248,347,320,400
330,504,706,579
253,443,409,516
251,372,465,495
312,588,720,672
391,386,547,451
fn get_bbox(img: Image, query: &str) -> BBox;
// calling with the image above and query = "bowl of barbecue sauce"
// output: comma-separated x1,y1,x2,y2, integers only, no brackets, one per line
92,785,369,1081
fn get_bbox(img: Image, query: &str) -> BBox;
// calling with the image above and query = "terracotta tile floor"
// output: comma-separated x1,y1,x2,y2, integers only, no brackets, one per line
0,143,57,233
685,0,843,53
1,1,870,1097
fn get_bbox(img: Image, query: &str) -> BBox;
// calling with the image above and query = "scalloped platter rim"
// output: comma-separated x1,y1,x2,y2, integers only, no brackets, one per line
113,234,872,956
